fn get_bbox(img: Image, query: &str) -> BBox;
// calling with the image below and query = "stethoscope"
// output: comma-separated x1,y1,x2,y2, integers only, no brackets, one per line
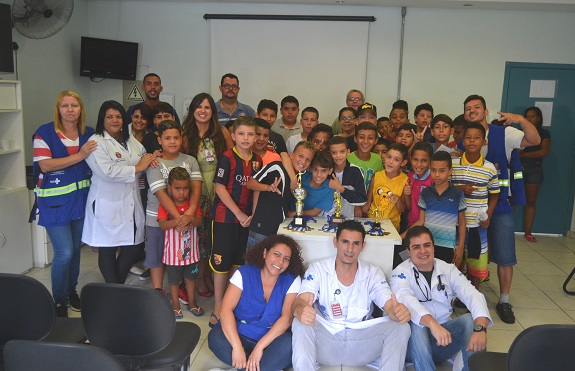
413,267,445,303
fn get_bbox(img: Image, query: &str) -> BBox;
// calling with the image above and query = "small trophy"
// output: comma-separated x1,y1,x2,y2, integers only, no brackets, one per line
363,203,386,236
292,172,307,227
372,205,381,230
330,191,344,227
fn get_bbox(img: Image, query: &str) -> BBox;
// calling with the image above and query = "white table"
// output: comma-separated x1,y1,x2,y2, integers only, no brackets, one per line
277,217,401,279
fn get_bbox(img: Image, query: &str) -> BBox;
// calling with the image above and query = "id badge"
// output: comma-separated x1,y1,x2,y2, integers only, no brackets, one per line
205,149,215,162
330,300,344,318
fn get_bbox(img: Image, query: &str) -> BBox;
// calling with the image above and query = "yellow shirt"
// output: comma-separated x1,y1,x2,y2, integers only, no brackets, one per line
368,170,408,231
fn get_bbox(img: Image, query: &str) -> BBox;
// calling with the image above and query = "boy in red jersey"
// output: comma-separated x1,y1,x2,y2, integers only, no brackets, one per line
209,116,262,327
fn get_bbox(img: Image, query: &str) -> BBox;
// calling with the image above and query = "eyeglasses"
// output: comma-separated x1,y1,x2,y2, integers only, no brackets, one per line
313,139,328,146
340,116,356,122
222,84,239,90
347,97,363,102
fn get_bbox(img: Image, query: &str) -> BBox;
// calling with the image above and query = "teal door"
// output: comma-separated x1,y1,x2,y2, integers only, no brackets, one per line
501,62,575,235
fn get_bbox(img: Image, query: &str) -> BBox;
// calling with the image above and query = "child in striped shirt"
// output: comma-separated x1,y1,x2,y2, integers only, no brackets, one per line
158,167,204,319
451,123,499,289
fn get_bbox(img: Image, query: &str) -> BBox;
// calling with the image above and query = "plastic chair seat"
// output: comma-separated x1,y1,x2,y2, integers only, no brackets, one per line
468,324,575,371
81,283,201,370
4,340,124,371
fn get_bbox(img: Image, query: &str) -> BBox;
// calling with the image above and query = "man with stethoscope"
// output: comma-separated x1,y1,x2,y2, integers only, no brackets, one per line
390,226,492,371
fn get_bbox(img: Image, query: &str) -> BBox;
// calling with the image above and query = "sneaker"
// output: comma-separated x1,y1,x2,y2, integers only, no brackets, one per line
496,302,516,324
139,269,151,281
155,288,166,296
55,302,68,318
130,266,144,275
179,288,189,305
68,291,81,312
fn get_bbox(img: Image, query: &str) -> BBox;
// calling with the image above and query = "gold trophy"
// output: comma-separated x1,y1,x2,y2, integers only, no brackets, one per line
292,172,307,227
372,205,381,229
330,191,344,227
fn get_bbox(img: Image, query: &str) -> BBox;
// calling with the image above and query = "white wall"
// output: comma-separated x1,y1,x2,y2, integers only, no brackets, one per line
86,1,575,119
1,0,91,164
5,0,575,233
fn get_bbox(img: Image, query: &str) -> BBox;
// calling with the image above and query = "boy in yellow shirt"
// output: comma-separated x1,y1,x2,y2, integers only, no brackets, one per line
364,143,411,232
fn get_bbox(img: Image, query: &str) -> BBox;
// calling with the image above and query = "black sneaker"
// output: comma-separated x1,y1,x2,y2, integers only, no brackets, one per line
496,302,516,324
68,291,81,312
55,302,68,318
139,269,151,281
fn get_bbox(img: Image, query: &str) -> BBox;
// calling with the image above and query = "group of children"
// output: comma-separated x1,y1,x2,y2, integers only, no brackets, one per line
147,95,500,321
254,97,499,294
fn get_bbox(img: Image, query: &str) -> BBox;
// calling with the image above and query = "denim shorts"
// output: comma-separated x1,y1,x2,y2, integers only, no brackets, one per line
144,226,164,269
246,230,268,252
488,213,517,266
522,163,544,185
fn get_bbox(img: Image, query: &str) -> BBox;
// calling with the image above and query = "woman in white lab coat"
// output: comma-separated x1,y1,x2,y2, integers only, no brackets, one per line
82,100,157,283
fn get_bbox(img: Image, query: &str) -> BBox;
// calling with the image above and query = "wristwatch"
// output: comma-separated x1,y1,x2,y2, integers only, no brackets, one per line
473,324,487,333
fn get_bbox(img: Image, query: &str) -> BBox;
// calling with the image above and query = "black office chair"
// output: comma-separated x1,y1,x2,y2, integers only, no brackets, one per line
563,266,575,294
469,324,575,371
0,273,86,369
81,283,201,370
4,340,124,371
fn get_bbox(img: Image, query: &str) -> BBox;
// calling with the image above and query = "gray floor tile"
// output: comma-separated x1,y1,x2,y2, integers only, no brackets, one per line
23,234,575,370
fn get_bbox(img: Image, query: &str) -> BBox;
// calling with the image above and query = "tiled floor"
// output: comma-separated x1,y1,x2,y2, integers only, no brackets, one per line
26,234,575,371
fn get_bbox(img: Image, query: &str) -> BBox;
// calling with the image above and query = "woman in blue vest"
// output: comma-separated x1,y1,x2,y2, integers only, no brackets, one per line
520,107,551,243
208,235,305,371
32,91,97,317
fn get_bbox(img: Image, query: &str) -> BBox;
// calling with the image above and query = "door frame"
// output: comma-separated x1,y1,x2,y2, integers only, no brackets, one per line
501,61,575,235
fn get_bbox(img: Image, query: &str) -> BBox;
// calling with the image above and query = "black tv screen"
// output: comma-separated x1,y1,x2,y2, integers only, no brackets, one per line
80,37,138,80
0,3,14,74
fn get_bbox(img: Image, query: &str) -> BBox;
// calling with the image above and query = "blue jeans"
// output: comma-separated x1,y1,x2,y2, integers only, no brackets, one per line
208,323,293,371
45,218,84,303
407,313,474,371
488,213,517,266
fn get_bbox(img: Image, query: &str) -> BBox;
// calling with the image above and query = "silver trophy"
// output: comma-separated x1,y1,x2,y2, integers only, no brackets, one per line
292,172,307,227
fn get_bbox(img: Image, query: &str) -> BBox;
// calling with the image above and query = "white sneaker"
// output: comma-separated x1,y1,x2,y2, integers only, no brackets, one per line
130,266,144,275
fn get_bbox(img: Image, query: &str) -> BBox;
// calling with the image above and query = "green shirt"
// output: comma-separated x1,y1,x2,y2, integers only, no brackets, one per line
347,152,383,190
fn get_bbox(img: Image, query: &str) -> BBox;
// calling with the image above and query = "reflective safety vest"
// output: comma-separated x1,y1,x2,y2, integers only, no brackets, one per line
486,124,526,215
32,122,94,227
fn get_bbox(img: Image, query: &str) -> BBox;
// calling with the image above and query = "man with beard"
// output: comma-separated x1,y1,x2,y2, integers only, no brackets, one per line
215,73,256,127
127,73,179,124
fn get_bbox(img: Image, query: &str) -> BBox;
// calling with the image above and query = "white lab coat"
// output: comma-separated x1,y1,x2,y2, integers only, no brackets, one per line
390,259,492,328
82,131,146,247
298,257,393,334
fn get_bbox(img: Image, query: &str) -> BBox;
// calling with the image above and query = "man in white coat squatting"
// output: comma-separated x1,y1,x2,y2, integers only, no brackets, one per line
291,220,411,370
390,225,492,371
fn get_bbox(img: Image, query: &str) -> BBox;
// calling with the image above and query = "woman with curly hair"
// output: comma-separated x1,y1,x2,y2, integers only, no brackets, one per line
208,234,305,371
182,93,233,297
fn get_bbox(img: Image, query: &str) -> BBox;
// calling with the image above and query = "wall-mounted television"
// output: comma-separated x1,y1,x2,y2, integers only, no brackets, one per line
0,3,14,74
80,36,138,80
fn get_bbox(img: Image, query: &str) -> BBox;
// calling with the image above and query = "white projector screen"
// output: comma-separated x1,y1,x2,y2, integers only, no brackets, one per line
210,19,370,124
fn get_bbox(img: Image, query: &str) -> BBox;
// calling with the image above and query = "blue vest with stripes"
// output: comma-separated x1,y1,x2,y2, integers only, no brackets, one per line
33,123,94,227
486,124,526,215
